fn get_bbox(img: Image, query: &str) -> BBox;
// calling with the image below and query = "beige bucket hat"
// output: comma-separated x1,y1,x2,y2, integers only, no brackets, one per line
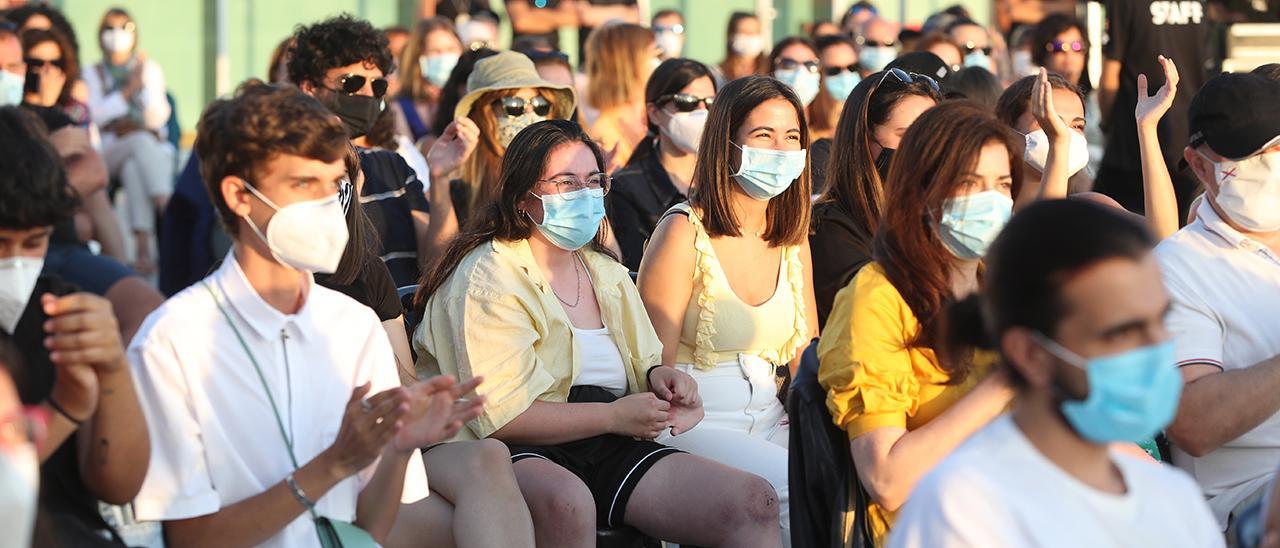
453,50,578,122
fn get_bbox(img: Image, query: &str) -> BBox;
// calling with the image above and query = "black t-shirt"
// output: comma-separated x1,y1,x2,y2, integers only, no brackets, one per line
4,276,120,543
809,201,873,330
1101,0,1209,172
22,102,74,133
314,255,404,322
357,148,430,290
606,150,686,272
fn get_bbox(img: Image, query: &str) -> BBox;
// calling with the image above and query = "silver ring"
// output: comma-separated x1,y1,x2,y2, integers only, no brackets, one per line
360,399,372,413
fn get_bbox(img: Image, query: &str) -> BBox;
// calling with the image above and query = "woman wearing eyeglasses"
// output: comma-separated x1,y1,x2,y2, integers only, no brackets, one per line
416,119,784,547
421,50,577,266
83,8,174,276
811,68,941,328
639,76,821,546
769,37,828,193
607,58,717,271
584,23,658,170
817,102,1019,546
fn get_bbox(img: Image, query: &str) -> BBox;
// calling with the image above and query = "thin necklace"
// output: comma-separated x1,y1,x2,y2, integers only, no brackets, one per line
552,254,582,308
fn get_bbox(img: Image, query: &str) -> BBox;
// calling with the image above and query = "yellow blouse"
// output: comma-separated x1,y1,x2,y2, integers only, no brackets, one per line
816,262,993,545
414,238,663,440
668,203,810,370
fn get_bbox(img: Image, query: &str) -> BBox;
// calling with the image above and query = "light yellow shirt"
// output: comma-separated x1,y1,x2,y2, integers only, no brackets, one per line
817,262,993,546
414,238,663,440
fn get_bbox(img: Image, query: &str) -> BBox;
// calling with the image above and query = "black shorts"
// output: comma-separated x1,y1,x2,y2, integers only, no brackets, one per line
506,386,682,528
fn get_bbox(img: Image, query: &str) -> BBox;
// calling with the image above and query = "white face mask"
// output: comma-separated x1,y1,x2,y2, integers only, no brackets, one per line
1203,149,1280,232
241,183,350,273
0,444,38,548
1022,128,1090,177
0,71,23,107
731,34,763,57
774,68,821,106
661,109,708,155
0,256,43,334
1011,50,1039,77
656,31,683,59
101,28,136,55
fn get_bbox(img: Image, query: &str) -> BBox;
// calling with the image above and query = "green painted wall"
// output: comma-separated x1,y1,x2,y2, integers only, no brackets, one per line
52,0,992,136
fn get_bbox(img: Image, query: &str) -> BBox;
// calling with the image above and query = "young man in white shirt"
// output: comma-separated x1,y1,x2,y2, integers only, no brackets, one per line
1154,73,1280,532
889,199,1222,547
127,81,482,547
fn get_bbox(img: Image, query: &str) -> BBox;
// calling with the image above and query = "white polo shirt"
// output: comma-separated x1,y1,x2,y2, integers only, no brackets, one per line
1156,199,1280,528
127,252,429,547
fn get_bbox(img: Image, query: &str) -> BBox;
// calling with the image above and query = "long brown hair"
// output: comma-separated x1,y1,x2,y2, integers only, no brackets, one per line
872,101,1022,382
20,28,79,108
690,75,810,247
585,23,653,110
415,119,613,309
818,70,941,243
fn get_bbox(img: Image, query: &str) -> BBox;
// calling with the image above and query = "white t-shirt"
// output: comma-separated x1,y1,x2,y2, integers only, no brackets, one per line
888,415,1223,548
1156,199,1280,526
572,326,629,396
128,253,429,548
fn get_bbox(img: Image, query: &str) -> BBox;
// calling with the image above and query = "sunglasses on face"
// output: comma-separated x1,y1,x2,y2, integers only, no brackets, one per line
104,22,137,33
654,24,685,35
658,93,714,112
25,57,64,70
961,42,993,56
823,63,862,77
857,36,898,48
494,95,552,118
332,73,389,98
1046,40,1085,53
776,58,820,73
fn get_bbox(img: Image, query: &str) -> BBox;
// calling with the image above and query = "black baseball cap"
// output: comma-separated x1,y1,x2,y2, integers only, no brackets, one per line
886,52,952,84
1187,72,1280,160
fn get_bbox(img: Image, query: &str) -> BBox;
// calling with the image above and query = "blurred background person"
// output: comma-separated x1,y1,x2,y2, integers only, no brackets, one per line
417,0,494,24
608,58,716,271
1028,14,1103,173
946,18,997,74
84,8,174,276
391,17,464,147
719,12,767,82
811,34,862,193
652,8,685,61
458,8,500,50
809,20,841,39
994,0,1078,38
913,31,965,73
840,1,879,36
383,24,410,98
429,46,498,145
769,37,826,189
584,22,655,169
942,66,1002,110
855,17,901,74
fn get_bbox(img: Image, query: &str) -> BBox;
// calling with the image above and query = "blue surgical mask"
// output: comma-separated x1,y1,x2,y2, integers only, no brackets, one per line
859,46,897,72
530,187,606,251
732,143,807,201
937,190,1012,259
419,53,460,88
0,71,24,106
774,68,821,106
963,50,990,69
824,71,862,101
1035,334,1183,444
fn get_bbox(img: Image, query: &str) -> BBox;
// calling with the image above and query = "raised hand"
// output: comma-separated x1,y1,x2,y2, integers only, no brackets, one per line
392,375,485,451
1135,55,1180,130
648,366,703,435
326,383,410,478
1031,67,1071,144
427,118,480,179
608,392,671,440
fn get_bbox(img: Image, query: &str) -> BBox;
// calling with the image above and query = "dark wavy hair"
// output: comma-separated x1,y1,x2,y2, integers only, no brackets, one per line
1029,14,1090,89
0,107,78,230
4,3,80,56
994,72,1084,129
21,28,80,108
415,119,610,309
629,58,717,166
287,14,394,89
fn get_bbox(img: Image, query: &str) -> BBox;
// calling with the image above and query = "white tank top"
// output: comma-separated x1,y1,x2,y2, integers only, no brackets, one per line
572,326,628,396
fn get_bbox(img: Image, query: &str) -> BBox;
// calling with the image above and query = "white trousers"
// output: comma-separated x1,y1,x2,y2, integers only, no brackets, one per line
103,131,174,233
658,355,790,547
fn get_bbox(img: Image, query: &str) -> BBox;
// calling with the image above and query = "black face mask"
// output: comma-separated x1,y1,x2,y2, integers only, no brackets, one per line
327,92,383,138
24,71,40,95
874,147,895,181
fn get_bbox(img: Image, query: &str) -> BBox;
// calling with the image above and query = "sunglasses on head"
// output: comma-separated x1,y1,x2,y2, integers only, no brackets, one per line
332,73,389,98
494,95,552,118
776,58,820,73
25,57,64,70
878,67,940,93
658,93,714,112
962,42,993,56
823,63,862,77
1046,40,1084,53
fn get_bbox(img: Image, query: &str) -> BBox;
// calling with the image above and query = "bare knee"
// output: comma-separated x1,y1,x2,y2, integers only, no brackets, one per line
720,474,779,531
460,439,514,477
519,465,595,531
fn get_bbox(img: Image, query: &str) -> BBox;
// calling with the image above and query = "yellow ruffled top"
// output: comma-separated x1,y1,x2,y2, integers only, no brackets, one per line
668,203,809,370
